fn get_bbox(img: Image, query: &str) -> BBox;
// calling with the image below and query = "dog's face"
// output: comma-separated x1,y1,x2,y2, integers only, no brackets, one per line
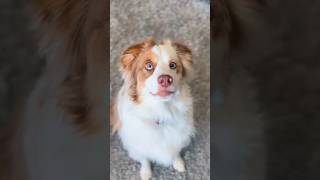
120,38,192,102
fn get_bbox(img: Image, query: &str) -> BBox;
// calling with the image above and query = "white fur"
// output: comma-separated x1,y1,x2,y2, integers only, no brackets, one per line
116,44,195,179
117,83,194,165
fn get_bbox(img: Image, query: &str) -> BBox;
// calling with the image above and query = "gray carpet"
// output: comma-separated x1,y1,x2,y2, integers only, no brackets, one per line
110,0,210,179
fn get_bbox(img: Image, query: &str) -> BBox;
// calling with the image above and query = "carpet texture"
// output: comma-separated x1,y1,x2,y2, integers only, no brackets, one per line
110,0,210,179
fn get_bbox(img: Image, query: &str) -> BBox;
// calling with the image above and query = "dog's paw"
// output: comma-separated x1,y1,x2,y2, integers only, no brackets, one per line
173,158,186,172
140,160,152,180
140,169,152,180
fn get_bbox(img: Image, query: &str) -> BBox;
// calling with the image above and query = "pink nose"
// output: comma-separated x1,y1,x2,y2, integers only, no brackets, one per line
158,75,173,88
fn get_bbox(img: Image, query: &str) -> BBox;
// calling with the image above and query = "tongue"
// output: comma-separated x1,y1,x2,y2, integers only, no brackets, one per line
157,91,172,97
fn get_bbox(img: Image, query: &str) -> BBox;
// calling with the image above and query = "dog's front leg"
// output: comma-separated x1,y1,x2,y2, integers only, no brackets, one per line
140,159,152,180
173,154,186,172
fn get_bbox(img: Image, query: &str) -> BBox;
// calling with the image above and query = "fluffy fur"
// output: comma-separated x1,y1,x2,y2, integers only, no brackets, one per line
213,0,267,180
214,0,320,179
30,0,107,134
0,0,107,180
112,38,195,180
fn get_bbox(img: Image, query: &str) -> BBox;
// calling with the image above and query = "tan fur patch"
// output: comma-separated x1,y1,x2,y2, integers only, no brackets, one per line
110,99,121,135
119,38,156,102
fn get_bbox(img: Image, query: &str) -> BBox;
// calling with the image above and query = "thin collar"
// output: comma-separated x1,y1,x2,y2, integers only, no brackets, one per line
144,119,161,126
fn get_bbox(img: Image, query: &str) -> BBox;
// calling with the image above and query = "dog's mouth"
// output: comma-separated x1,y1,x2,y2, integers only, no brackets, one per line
150,90,174,97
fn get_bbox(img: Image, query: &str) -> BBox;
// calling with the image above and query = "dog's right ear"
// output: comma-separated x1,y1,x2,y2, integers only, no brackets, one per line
119,37,155,80
120,43,143,80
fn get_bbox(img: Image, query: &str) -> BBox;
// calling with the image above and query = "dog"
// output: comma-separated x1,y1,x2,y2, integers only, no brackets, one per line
111,38,195,180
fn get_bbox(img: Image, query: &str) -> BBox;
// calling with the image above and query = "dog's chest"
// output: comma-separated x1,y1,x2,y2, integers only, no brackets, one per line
119,100,193,149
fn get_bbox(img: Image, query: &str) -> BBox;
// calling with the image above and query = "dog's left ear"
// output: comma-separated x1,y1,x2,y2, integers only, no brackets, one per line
172,42,193,77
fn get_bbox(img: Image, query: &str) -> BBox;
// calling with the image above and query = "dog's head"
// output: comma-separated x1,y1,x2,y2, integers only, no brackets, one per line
120,38,192,102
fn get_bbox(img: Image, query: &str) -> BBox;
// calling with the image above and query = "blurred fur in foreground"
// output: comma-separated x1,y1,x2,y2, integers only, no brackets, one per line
213,0,320,179
0,0,107,180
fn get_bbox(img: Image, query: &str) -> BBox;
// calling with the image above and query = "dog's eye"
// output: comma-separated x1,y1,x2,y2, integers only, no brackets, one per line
145,62,153,71
169,62,177,69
